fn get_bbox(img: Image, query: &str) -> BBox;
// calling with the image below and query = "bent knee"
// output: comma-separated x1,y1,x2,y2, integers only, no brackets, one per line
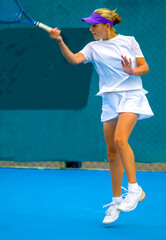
114,135,128,150
107,150,119,164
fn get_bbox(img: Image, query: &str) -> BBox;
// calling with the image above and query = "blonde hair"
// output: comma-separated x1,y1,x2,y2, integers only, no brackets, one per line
94,8,121,31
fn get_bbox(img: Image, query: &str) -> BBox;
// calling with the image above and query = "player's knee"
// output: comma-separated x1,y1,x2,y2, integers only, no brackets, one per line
114,135,128,150
107,150,118,164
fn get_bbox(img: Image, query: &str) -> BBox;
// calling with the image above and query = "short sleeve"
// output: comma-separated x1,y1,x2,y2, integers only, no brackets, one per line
79,43,93,64
131,37,144,58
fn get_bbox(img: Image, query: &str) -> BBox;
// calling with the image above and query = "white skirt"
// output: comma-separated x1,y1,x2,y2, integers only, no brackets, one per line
101,90,154,122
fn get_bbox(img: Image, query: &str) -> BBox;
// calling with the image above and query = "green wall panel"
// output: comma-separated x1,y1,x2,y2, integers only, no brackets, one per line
0,0,165,162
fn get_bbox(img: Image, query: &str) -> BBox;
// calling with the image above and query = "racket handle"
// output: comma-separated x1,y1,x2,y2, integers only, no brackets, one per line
36,22,53,32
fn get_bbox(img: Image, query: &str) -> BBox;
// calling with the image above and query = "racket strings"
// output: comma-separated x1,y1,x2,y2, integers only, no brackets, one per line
0,0,23,23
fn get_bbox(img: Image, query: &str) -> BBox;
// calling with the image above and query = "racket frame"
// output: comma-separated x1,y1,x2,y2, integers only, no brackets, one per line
0,0,53,31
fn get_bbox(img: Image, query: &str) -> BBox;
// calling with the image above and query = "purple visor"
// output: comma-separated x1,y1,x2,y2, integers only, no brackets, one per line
82,12,114,27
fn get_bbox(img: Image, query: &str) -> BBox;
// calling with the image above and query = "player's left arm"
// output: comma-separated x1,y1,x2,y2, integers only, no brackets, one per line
133,57,149,76
121,56,149,76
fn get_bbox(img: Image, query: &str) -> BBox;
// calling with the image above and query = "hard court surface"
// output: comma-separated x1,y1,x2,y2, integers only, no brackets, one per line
0,168,165,240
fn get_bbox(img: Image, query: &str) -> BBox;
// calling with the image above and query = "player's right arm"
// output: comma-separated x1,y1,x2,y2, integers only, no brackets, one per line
49,28,86,65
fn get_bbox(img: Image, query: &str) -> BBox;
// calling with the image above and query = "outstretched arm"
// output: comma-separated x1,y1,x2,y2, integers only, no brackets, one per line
49,28,86,65
121,55,149,76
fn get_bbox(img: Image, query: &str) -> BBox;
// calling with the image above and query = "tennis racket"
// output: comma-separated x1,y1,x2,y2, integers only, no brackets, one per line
0,0,53,32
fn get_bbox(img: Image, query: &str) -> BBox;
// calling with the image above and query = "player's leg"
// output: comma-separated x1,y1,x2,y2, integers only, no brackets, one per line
114,112,138,183
102,118,123,224
103,118,123,197
114,112,145,212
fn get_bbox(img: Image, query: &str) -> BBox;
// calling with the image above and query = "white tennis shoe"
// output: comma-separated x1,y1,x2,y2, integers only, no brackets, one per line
103,202,121,224
117,186,145,212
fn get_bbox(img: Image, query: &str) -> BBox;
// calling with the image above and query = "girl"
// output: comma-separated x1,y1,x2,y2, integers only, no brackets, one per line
49,8,153,224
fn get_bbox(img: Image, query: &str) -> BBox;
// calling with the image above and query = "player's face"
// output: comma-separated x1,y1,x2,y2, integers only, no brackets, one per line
89,23,108,40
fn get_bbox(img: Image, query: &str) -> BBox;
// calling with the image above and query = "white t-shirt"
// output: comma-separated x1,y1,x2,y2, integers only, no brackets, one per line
80,34,146,96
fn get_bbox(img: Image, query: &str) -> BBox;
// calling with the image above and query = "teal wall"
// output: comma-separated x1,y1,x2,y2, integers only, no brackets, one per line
0,0,165,162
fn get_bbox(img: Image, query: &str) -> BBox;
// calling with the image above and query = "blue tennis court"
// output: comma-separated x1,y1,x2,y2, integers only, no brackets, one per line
0,168,165,240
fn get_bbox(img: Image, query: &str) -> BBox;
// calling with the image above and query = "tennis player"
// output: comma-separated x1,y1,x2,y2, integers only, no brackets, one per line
49,8,154,224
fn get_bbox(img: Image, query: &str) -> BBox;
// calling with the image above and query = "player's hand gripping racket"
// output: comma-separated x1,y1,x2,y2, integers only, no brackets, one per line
0,0,53,32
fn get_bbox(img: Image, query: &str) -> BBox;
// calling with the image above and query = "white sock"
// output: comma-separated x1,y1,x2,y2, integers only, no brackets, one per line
112,196,122,204
128,182,139,192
